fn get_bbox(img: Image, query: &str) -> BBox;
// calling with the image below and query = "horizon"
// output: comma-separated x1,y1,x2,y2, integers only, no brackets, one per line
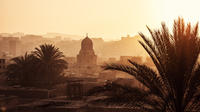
0,32,141,41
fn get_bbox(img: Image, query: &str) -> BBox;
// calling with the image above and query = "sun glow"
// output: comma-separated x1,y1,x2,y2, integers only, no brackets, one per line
161,0,200,26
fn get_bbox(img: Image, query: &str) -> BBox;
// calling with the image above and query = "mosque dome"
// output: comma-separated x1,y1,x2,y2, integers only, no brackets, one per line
81,36,93,50
77,35,97,66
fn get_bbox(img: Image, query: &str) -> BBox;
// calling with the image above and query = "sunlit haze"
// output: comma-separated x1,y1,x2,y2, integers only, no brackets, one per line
0,0,200,40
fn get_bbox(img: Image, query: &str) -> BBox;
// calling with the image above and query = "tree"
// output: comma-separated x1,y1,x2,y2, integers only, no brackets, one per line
88,18,200,112
87,81,160,111
6,44,68,88
6,53,38,86
33,44,68,87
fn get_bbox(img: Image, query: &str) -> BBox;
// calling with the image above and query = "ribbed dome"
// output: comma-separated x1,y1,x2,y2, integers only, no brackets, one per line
81,36,93,50
77,36,97,66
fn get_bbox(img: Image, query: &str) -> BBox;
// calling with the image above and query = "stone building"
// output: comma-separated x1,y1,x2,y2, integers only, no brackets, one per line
76,36,98,75
120,56,143,64
0,53,11,73
0,37,21,57
77,36,97,66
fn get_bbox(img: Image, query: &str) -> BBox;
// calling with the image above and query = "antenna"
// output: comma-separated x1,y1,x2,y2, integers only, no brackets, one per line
86,33,88,37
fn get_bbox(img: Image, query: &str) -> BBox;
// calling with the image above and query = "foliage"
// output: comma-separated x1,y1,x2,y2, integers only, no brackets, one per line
33,44,68,85
6,53,37,86
88,18,200,112
6,44,68,88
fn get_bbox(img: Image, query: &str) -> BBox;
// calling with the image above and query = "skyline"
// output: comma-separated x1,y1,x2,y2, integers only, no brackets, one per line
1,0,200,40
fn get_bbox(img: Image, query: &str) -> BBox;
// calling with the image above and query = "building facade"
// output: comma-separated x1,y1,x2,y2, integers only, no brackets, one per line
76,36,98,75
77,36,97,66
0,54,11,73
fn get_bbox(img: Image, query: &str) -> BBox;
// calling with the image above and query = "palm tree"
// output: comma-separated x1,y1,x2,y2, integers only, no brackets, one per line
88,18,200,112
87,81,161,111
6,44,68,88
6,53,37,86
33,44,68,86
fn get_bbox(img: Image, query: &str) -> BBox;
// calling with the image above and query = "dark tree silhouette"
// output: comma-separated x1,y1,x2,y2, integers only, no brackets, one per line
88,18,200,112
87,81,160,111
6,44,68,88
6,53,38,86
33,44,68,87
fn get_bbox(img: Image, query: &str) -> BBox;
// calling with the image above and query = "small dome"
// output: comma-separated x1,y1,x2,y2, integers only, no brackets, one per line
81,36,93,50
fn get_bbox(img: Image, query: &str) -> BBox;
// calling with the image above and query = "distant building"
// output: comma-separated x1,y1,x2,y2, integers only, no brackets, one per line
120,56,133,64
64,57,76,75
65,57,76,64
0,59,6,72
77,36,97,66
121,34,132,40
9,40,17,56
131,56,143,64
21,35,43,42
65,77,104,99
99,71,116,81
120,56,142,64
0,37,21,56
0,53,11,73
76,35,98,75
66,80,83,99
107,57,117,63
115,56,143,79
64,35,101,77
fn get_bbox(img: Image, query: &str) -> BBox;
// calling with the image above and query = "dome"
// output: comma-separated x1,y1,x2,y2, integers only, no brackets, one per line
81,36,93,50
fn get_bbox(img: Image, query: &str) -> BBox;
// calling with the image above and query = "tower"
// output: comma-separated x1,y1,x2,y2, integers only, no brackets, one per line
77,35,97,66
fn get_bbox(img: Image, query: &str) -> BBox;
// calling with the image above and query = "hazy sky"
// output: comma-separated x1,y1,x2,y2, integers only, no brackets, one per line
0,0,200,40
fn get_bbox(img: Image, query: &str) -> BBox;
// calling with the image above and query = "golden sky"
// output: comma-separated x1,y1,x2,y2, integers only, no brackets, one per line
0,0,199,40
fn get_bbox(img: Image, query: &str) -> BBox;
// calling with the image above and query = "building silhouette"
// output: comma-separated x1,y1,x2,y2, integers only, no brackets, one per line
77,36,97,66
75,35,98,75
